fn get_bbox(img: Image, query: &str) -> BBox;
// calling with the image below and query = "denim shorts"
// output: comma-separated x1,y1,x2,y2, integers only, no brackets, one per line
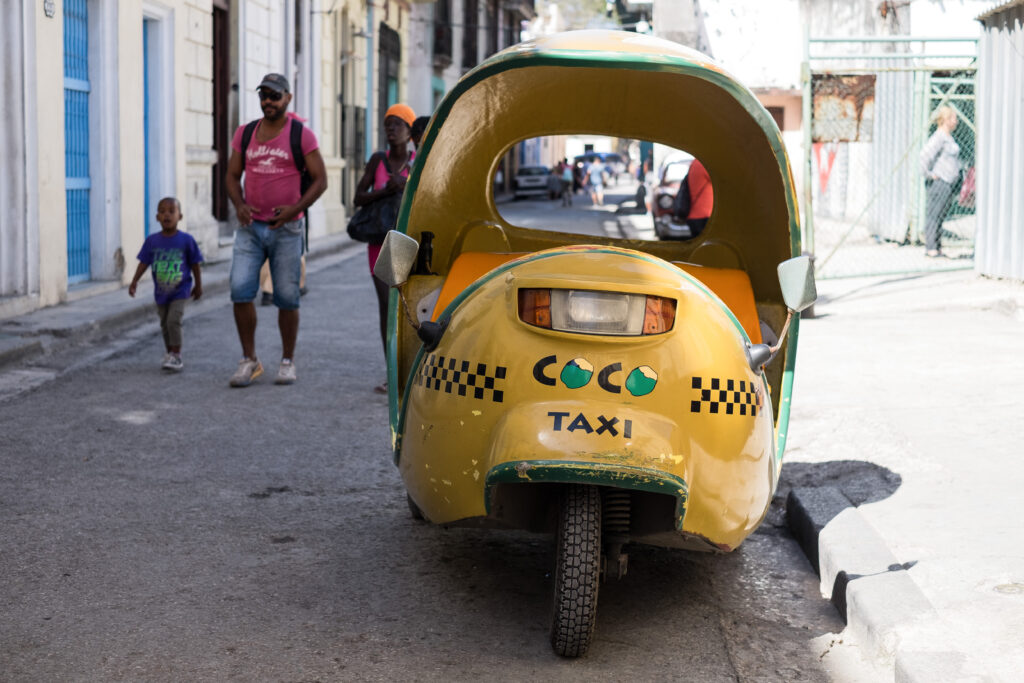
230,220,303,310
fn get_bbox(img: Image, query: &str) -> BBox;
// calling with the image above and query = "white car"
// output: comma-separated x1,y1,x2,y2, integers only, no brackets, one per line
513,165,551,198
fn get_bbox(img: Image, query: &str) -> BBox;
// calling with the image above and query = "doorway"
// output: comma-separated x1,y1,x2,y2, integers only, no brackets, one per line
141,5,175,237
212,0,230,224
64,0,91,283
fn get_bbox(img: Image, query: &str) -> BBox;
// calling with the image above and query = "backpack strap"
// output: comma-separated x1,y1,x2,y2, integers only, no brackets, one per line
289,119,307,174
239,120,259,167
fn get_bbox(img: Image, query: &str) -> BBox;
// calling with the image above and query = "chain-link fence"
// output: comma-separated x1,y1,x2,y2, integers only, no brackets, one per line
803,37,978,279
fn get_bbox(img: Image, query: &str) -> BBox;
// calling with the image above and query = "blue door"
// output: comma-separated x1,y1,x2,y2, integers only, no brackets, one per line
143,20,152,237
64,0,91,283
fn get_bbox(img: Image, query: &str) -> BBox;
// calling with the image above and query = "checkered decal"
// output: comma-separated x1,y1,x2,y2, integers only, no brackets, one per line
690,377,761,416
417,354,507,403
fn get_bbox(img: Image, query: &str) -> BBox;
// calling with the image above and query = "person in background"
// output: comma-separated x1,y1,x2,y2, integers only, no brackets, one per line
586,157,606,207
224,73,327,387
682,158,714,238
353,103,416,394
129,197,204,373
920,106,961,258
411,116,431,150
560,158,574,207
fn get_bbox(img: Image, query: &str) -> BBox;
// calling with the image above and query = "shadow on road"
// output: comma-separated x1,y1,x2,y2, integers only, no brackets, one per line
779,459,902,507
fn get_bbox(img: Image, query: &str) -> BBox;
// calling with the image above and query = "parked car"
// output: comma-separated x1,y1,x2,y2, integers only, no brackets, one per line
513,165,551,198
650,154,694,239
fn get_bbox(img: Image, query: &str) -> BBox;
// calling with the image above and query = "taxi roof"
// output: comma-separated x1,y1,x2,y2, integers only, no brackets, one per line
402,30,801,303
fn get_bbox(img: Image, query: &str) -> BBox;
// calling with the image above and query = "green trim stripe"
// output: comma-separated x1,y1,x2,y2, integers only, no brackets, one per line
484,460,689,529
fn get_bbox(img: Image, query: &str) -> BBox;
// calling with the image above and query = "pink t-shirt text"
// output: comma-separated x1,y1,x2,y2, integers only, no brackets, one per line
232,119,319,222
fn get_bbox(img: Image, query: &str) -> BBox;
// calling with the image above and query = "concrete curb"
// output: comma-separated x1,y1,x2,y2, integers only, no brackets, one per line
785,487,979,681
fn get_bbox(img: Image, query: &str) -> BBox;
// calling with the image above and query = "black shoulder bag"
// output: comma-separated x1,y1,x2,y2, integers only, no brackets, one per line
347,154,406,245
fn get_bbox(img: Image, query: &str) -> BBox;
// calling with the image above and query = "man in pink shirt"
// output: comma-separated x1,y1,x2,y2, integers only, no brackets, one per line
225,73,327,387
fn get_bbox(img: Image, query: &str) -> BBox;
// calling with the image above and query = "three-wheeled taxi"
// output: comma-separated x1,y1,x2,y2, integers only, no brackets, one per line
372,30,816,657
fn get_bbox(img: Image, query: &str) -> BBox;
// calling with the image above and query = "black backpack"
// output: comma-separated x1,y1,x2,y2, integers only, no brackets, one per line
671,172,691,221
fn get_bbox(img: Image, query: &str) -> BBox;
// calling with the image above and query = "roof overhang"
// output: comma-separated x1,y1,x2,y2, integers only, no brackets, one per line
977,0,1024,23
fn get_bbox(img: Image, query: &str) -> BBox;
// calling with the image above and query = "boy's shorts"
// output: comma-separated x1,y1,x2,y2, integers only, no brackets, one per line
229,220,303,310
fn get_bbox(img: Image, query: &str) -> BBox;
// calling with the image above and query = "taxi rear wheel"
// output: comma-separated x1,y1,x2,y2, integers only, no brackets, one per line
550,484,601,657
406,493,424,520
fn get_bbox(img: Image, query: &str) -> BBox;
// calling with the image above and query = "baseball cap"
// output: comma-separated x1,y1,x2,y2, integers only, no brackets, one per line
257,73,290,94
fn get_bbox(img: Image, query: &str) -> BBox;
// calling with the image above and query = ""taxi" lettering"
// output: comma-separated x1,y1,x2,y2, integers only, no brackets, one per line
547,411,633,438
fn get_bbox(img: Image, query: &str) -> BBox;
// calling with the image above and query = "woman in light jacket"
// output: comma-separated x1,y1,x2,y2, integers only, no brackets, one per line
920,106,960,258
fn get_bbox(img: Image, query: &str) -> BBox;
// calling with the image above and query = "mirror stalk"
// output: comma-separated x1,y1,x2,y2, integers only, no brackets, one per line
769,310,794,356
746,256,818,372
396,290,420,331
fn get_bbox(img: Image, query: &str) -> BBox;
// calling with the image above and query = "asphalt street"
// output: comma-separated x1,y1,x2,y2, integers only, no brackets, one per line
0,244,881,681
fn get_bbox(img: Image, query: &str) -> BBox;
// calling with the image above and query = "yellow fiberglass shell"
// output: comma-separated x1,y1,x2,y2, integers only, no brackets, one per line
388,30,804,467
397,248,776,552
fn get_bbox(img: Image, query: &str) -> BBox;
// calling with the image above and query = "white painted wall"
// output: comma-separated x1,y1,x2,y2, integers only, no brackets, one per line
36,0,69,306
1,1,32,308
180,0,220,259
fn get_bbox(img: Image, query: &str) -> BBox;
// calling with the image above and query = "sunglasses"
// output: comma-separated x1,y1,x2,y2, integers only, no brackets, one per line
258,89,283,102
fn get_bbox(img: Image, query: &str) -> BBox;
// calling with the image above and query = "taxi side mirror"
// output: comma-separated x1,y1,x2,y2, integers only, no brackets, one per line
372,230,419,288
777,255,817,313
745,256,818,371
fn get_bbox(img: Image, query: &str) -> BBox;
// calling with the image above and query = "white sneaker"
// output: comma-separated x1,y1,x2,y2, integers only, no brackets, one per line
162,353,183,372
229,357,263,387
275,359,297,385
160,353,173,370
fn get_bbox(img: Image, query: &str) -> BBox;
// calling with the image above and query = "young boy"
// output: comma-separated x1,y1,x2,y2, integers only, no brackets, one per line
129,197,204,372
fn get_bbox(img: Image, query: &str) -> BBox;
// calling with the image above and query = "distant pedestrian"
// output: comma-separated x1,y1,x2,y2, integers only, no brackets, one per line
411,115,431,150
225,73,327,387
128,197,204,373
920,106,961,258
586,158,606,207
560,159,574,206
672,158,714,238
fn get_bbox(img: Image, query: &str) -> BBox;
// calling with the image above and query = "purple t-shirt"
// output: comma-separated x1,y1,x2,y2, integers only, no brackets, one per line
232,119,319,222
137,231,204,305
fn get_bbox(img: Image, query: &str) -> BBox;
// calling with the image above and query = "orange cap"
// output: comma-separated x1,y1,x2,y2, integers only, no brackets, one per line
384,103,416,128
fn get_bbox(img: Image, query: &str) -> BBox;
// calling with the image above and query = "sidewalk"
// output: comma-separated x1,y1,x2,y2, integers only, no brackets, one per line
781,269,1024,682
0,233,352,378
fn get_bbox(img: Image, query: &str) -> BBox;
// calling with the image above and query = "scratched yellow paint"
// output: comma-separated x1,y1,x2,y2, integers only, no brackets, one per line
398,249,776,550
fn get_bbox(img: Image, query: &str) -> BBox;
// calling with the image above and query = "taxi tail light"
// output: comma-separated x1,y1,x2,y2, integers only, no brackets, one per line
518,288,552,328
518,289,675,336
644,295,676,334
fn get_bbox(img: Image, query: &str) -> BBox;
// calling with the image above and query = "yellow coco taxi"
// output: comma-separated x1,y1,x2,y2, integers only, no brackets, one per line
372,30,816,657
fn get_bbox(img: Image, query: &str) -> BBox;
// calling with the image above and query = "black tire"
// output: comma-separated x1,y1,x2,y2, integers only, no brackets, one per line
407,493,424,520
550,484,601,658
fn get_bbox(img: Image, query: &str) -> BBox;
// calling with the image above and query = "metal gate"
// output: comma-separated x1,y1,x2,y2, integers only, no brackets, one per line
64,0,91,283
803,36,978,279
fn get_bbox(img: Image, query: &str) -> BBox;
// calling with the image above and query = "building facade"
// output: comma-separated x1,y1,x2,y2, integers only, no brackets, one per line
0,0,428,320
975,0,1024,280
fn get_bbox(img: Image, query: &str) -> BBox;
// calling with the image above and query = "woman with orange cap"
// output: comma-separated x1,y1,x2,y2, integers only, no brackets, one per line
353,103,416,393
